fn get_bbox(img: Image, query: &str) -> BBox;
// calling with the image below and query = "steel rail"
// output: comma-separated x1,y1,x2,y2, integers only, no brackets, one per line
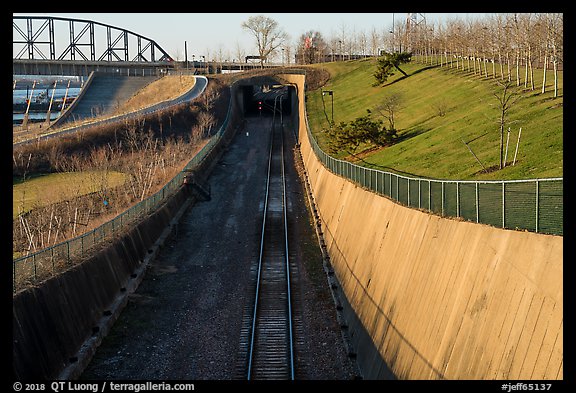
246,111,295,380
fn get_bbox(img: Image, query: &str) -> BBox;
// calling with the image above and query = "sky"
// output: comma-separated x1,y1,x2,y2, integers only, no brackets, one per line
13,12,491,62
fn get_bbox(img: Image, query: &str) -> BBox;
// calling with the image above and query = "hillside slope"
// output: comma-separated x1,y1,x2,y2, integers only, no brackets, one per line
305,59,563,180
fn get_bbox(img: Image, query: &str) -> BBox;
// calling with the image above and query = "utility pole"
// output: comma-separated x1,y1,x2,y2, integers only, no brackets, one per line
185,41,188,70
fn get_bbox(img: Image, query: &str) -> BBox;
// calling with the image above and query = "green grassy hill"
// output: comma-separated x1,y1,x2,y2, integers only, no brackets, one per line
305,58,563,180
13,171,128,219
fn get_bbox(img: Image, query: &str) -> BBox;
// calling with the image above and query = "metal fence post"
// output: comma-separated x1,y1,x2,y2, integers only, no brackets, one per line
408,179,411,206
475,182,479,223
369,168,372,190
428,180,431,211
456,182,460,217
536,179,540,233
418,180,421,208
502,181,506,228
441,182,445,216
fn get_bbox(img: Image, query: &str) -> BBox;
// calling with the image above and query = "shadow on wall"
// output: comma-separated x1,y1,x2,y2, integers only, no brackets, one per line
323,221,446,380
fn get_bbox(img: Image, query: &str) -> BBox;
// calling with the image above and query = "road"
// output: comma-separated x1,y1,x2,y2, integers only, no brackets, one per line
80,115,356,380
13,76,207,147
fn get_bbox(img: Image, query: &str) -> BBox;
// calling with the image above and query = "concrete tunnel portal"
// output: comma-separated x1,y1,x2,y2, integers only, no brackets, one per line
240,82,293,117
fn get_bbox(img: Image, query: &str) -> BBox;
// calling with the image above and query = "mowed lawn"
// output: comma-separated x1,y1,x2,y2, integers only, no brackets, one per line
305,58,563,180
13,171,129,219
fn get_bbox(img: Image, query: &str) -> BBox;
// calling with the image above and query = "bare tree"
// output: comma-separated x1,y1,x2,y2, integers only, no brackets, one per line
282,44,293,65
547,13,563,98
493,80,522,169
374,93,403,131
241,15,288,67
358,29,368,58
296,31,328,64
519,13,536,90
369,27,380,57
327,34,340,62
338,22,348,60
234,41,246,68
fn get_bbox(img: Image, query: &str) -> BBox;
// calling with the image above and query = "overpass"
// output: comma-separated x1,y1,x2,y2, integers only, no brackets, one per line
13,16,281,77
13,58,284,77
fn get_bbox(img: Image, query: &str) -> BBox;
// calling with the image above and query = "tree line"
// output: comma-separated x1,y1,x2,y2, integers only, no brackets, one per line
239,13,562,83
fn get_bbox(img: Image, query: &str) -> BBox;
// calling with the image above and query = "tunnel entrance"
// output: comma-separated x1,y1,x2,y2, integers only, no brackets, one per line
241,84,292,117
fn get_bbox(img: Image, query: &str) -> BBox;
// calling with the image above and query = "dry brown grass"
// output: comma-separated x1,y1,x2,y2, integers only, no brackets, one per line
13,75,198,144
13,122,50,144
112,75,197,115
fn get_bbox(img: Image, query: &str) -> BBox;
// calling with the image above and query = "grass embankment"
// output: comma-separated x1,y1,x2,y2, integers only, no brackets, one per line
13,171,129,219
13,75,198,214
112,75,196,115
12,75,198,144
305,59,563,180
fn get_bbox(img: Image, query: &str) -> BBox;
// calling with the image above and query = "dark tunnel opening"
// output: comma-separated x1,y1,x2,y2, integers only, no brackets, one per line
242,84,292,117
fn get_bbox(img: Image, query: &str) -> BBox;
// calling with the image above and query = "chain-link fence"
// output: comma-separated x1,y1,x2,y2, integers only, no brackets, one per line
13,89,235,292
305,117,562,237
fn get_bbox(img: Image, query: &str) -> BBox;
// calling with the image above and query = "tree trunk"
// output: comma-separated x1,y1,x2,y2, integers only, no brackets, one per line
516,52,521,86
542,54,548,94
529,56,534,90
492,59,496,78
553,59,558,98
524,52,529,88
507,52,511,82
499,122,504,169
394,65,408,76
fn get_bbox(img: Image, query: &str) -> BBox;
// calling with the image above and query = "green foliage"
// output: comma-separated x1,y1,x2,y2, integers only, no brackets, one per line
373,51,412,86
327,111,397,155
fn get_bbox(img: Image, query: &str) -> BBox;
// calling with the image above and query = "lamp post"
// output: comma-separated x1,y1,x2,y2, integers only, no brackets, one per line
322,90,334,125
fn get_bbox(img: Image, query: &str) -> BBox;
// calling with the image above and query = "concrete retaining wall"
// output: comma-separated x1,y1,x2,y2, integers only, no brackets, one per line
13,187,189,379
12,83,242,380
283,74,563,380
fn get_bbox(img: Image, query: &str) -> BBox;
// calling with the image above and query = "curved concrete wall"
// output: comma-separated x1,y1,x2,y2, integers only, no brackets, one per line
283,73,563,380
13,84,242,380
13,187,190,379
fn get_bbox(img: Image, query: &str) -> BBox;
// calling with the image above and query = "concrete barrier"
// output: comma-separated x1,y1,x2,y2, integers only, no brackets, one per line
12,186,192,379
282,73,563,380
12,82,241,380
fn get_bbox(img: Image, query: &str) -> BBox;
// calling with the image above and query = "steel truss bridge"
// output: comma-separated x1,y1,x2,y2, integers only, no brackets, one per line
13,15,281,76
13,15,175,76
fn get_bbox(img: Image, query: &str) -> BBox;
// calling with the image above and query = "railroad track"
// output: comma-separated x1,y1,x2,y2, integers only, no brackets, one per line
237,113,295,380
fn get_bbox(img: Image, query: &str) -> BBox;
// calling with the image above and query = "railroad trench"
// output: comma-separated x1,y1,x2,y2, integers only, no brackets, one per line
79,102,359,379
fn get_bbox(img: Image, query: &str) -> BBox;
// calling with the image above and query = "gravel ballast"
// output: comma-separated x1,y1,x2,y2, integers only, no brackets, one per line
80,116,356,381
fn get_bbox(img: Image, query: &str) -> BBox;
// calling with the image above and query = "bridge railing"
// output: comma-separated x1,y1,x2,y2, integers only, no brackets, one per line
304,110,563,237
13,87,235,293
